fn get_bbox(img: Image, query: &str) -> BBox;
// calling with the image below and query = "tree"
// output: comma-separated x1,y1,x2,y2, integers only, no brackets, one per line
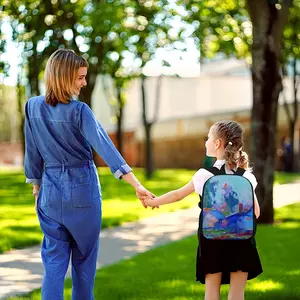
4,0,132,107
281,0,300,171
77,0,131,107
0,12,9,81
16,65,26,164
101,64,135,155
247,0,292,223
5,0,86,96
127,0,176,178
182,0,294,223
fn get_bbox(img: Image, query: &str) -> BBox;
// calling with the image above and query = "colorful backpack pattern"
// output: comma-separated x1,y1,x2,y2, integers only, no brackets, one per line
200,165,255,240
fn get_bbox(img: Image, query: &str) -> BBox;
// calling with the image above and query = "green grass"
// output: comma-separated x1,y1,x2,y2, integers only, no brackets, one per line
0,167,197,253
7,203,300,300
274,171,300,185
0,168,299,253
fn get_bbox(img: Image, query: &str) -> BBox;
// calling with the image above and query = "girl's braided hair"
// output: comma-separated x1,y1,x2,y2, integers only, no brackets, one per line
211,120,250,170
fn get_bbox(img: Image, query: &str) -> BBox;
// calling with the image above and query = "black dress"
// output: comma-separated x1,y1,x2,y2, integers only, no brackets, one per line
196,202,263,284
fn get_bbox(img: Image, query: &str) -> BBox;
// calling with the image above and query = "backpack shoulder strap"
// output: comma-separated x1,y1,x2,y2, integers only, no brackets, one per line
234,167,246,176
204,166,224,175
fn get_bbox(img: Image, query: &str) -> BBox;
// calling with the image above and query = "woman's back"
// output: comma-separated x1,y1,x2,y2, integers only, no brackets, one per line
25,95,92,166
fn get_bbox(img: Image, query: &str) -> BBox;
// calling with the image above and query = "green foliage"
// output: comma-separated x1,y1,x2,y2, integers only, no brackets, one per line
274,171,300,185
182,0,251,61
2,0,178,95
182,0,299,67
0,13,9,77
282,0,300,64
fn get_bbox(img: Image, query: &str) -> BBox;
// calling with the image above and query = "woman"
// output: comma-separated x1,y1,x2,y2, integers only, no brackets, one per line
24,49,153,299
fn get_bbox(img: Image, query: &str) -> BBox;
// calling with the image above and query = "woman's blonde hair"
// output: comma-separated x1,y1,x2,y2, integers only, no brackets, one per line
45,49,88,106
211,120,250,170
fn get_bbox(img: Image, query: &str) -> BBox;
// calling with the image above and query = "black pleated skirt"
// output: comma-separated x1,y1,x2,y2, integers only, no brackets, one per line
196,222,263,284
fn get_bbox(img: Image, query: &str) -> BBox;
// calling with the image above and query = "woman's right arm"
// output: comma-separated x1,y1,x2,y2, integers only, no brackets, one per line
79,103,132,179
79,103,153,206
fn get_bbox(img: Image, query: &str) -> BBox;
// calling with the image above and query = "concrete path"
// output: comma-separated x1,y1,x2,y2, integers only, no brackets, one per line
1,182,300,299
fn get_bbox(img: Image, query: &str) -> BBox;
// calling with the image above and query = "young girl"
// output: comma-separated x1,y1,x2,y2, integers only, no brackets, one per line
144,120,263,300
24,49,153,299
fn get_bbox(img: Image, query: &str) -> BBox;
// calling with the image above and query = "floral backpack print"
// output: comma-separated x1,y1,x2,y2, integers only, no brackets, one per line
200,165,255,240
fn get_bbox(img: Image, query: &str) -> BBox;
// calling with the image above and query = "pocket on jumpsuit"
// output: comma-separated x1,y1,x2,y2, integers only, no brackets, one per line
71,183,93,208
40,184,52,207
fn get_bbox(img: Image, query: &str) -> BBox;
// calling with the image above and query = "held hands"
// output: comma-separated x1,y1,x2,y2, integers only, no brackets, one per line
143,195,158,208
135,185,159,209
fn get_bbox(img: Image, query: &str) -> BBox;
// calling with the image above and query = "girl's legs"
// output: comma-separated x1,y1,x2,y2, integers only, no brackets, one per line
228,271,248,300
205,272,222,300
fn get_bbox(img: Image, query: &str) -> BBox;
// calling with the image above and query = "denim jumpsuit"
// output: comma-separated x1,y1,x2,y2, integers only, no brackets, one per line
24,96,132,299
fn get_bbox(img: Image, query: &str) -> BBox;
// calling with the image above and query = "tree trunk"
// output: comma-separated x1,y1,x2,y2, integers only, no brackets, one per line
248,0,290,224
145,122,153,179
17,83,25,165
116,86,124,155
141,75,154,179
79,72,97,107
283,58,299,172
27,53,41,96
291,57,299,171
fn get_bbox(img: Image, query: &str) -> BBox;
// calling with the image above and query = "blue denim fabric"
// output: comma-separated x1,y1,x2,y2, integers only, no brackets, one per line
37,161,101,300
24,95,132,299
24,95,132,184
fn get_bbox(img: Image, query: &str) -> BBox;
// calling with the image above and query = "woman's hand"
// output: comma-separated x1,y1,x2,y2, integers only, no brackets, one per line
135,185,158,209
33,185,39,211
35,195,38,211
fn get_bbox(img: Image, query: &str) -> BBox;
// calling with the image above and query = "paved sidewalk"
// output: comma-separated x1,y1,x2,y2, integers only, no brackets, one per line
1,182,300,299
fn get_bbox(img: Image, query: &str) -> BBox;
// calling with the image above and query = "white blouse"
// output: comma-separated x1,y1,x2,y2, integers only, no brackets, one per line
192,159,258,196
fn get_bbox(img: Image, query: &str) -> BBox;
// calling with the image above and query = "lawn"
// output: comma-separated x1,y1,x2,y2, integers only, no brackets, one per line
274,171,300,185
0,168,299,253
7,203,300,300
0,167,197,253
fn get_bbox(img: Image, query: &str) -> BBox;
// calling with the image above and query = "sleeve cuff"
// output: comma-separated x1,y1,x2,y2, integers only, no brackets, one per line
26,178,42,185
113,164,132,179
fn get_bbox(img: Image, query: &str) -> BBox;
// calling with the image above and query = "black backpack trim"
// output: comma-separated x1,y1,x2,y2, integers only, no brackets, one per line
205,165,246,176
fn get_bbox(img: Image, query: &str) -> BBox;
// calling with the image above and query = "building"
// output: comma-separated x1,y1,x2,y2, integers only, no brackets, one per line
91,58,297,170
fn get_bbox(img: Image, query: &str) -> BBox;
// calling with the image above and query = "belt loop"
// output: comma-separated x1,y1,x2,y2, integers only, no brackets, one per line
62,163,65,172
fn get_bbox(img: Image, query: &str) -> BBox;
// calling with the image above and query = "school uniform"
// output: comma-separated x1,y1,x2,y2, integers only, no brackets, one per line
24,96,132,299
192,160,263,284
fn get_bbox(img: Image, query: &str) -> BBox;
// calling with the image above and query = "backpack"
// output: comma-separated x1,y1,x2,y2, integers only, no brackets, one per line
200,165,255,240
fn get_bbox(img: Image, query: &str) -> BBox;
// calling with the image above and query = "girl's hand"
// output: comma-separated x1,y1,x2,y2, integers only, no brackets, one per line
144,196,158,208
135,185,159,209
135,185,154,208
